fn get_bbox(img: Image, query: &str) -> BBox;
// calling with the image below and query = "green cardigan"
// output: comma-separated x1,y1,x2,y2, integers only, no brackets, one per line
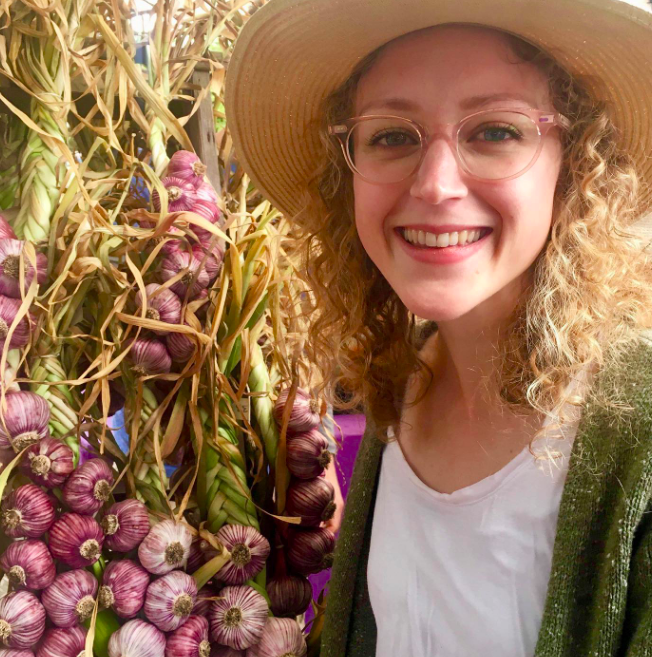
320,337,652,656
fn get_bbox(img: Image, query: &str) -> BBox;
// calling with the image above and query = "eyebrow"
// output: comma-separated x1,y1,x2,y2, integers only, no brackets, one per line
358,92,536,115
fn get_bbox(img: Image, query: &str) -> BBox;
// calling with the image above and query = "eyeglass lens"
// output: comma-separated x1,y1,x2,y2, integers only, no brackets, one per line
348,111,542,182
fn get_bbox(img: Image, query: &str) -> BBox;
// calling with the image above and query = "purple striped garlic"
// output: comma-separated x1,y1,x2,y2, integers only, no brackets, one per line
107,619,166,657
165,615,210,657
267,575,313,618
273,388,321,433
0,591,46,650
209,586,268,650
0,649,35,657
138,519,192,575
99,559,150,619
36,626,87,657
41,570,98,627
285,429,332,480
245,617,307,657
0,391,50,453
214,525,270,586
1,484,56,538
126,337,172,376
0,296,32,351
152,177,199,214
145,570,197,632
166,329,197,363
102,498,150,551
159,250,210,300
135,284,182,335
166,151,207,187
0,540,55,590
0,215,16,240
286,527,335,575
21,437,74,488
48,513,104,568
191,245,222,283
62,458,114,515
0,240,47,299
285,477,336,527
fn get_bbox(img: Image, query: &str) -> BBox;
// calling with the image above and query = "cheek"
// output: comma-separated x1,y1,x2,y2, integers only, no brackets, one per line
353,179,398,257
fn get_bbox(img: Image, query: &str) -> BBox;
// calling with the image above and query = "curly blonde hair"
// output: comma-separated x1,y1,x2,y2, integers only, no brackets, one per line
293,25,652,444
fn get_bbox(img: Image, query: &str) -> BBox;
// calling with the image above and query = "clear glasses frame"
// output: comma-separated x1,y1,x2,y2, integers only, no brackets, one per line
328,108,572,184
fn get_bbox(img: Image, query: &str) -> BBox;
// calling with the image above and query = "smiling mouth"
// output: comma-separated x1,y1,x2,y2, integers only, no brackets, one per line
398,227,492,248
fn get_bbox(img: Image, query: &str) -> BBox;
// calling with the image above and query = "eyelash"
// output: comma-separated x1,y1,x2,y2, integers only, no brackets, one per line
366,123,524,147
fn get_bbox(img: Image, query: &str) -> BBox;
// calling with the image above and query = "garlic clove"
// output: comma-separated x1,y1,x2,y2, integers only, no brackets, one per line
144,570,197,632
41,570,98,628
48,512,104,568
0,591,46,650
165,615,210,657
62,458,115,515
99,559,150,619
138,519,192,575
0,539,55,591
273,388,321,434
1,484,56,539
286,527,335,576
214,524,270,586
209,586,268,650
21,437,74,489
0,391,50,453
36,626,87,657
286,429,332,480
107,619,166,657
244,617,307,657
101,498,150,551
285,477,336,527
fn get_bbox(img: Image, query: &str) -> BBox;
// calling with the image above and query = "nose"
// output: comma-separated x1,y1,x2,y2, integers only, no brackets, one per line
409,137,469,204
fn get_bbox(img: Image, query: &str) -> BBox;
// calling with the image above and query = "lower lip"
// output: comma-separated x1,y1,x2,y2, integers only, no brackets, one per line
395,228,492,264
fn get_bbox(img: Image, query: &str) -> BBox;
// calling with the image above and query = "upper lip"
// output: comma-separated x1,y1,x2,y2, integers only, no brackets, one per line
396,224,492,235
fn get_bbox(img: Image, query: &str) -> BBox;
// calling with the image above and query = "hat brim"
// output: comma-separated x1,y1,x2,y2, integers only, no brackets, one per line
225,0,652,219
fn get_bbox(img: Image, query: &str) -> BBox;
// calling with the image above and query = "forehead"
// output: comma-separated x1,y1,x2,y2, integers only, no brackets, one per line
355,25,553,115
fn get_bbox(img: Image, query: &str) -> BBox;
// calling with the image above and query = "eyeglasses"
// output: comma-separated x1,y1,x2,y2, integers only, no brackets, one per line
329,108,571,184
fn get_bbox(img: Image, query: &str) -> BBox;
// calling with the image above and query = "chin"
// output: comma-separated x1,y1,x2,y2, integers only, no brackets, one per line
398,291,479,323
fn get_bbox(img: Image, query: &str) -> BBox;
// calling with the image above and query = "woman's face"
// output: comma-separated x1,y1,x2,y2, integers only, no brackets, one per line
353,26,563,324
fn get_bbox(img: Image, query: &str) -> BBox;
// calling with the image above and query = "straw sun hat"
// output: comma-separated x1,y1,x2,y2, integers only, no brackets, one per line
225,0,652,221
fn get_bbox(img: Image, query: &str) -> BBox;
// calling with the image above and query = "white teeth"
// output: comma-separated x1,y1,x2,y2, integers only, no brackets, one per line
401,228,486,248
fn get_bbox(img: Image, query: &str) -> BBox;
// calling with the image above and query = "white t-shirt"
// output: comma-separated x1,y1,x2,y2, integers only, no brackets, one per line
367,414,579,657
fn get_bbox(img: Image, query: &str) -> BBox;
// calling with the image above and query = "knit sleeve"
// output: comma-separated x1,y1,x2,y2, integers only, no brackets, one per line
621,499,652,654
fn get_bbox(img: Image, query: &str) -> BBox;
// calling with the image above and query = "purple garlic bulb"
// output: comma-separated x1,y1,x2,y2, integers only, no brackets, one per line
0,591,46,650
62,458,114,515
0,391,50,453
138,519,192,575
41,570,98,627
21,437,74,488
107,619,166,657
144,570,197,632
48,513,104,568
102,499,150,551
0,540,55,591
1,484,55,539
165,615,210,657
99,559,150,619
214,524,270,586
36,626,87,657
209,586,268,650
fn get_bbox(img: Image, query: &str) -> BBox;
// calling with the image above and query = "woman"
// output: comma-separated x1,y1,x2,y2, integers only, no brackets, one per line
225,0,652,654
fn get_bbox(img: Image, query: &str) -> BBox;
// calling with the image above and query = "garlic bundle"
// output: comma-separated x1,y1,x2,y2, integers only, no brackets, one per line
41,569,98,627
99,559,150,619
102,498,150,551
1,484,55,538
285,477,336,527
21,437,74,488
244,617,307,657
0,540,55,590
48,512,104,568
107,619,166,657
0,591,46,650
0,391,51,452
273,388,321,433
37,626,87,657
138,519,192,575
144,570,197,632
165,615,210,657
62,458,114,515
209,586,268,650
215,525,270,586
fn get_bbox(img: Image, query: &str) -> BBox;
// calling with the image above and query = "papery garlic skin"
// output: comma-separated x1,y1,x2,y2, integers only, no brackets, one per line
41,570,98,627
244,617,307,657
0,295,32,351
135,284,182,335
286,527,335,576
62,458,114,515
102,499,150,551
48,513,104,568
36,626,87,657
285,477,336,527
0,591,46,650
107,619,166,657
1,484,56,539
209,586,268,650
138,519,192,575
0,239,47,299
0,648,35,657
165,615,210,657
285,430,332,480
99,559,150,619
145,570,197,632
215,525,270,586
273,388,321,434
21,437,74,488
0,540,55,590
0,391,50,452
